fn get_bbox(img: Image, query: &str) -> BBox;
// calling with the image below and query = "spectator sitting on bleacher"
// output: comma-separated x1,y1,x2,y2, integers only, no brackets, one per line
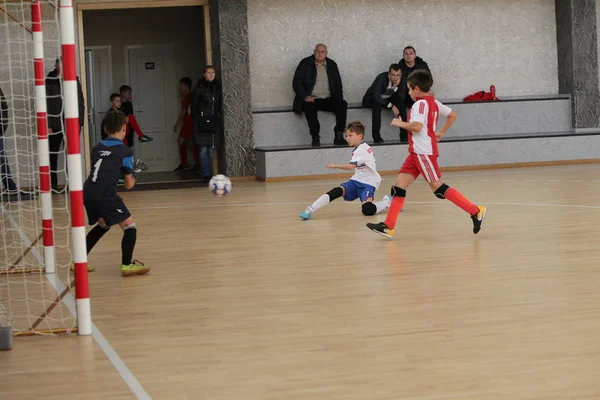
362,64,404,144
293,43,347,147
398,46,431,143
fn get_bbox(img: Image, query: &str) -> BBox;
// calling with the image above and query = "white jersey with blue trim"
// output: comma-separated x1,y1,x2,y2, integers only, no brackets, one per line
349,142,382,189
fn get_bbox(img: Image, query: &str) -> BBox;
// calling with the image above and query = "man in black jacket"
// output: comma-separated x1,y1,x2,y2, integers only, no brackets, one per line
0,87,32,200
0,86,17,194
45,58,85,193
363,64,404,144
192,66,221,182
398,46,431,142
293,44,347,147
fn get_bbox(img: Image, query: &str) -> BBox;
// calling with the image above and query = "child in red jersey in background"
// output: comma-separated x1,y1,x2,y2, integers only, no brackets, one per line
119,85,153,146
101,92,153,147
173,77,200,171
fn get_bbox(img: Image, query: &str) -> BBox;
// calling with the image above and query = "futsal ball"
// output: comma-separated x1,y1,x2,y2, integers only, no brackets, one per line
209,174,232,196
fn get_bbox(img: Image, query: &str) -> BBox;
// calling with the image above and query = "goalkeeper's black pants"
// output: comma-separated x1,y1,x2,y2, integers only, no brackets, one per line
48,130,64,193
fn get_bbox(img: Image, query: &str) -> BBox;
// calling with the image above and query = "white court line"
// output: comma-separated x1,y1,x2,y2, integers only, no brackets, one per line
226,163,600,192
0,206,151,400
404,201,600,209
128,200,600,211
129,201,308,210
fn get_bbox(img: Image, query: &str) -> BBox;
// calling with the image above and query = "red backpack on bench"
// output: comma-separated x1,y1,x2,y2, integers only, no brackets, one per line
463,85,498,102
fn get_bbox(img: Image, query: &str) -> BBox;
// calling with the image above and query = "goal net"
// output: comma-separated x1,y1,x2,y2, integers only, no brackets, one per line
0,0,90,337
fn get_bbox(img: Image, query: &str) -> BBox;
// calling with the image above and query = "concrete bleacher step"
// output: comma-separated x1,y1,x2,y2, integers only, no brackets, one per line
252,95,572,148
253,94,580,180
255,131,600,181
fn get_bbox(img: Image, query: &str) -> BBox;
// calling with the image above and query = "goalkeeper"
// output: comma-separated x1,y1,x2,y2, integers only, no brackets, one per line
82,109,150,277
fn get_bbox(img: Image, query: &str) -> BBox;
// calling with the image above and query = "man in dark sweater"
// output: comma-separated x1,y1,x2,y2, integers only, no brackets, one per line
363,64,404,144
293,44,347,147
398,46,431,142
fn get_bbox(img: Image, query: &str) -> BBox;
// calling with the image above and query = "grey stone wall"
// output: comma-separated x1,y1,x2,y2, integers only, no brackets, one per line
209,0,255,177
556,0,600,128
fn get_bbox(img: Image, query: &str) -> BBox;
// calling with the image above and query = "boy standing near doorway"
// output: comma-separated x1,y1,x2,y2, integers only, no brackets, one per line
173,77,199,171
119,85,153,146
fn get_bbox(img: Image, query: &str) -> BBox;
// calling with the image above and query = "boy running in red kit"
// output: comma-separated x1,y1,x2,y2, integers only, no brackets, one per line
366,70,487,239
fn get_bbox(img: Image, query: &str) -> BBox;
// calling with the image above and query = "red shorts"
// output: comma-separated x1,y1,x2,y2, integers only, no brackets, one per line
179,124,193,140
399,153,442,183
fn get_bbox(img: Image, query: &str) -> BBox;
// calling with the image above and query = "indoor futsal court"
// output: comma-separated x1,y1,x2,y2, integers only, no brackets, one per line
3,163,600,399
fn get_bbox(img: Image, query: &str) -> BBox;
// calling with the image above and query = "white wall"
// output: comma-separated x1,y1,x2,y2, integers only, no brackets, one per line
248,0,559,109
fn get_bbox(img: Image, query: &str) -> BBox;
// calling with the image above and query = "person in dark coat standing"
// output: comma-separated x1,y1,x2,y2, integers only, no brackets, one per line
292,43,347,147
0,86,16,193
0,87,31,200
397,46,431,143
192,65,221,183
362,64,404,144
45,58,85,193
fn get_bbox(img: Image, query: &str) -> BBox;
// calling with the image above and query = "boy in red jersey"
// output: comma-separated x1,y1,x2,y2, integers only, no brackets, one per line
119,85,153,146
173,77,199,171
101,93,153,147
367,70,486,239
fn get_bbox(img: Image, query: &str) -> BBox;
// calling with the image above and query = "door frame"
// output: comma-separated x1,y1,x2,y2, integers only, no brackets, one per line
76,0,211,175
83,45,112,165
84,45,113,89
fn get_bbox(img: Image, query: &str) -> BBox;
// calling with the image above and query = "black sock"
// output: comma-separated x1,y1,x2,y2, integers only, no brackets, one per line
121,227,137,265
86,225,110,254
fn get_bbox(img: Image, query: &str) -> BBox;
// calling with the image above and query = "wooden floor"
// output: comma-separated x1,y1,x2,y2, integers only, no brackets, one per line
121,170,207,192
3,164,600,399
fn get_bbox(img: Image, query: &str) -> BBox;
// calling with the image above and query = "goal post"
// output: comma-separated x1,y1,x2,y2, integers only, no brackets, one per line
0,0,91,337
58,0,90,336
32,0,55,275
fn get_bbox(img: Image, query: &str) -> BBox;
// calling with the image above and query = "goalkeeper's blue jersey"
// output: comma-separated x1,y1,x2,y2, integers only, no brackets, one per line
84,137,133,200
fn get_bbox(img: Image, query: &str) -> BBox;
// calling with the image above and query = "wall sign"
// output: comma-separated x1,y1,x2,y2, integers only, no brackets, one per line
145,62,155,70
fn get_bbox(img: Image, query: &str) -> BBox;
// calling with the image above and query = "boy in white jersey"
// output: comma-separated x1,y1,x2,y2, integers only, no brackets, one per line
300,121,392,220
367,70,487,238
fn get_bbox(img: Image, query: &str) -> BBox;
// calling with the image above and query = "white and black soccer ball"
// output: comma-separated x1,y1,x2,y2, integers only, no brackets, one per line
209,174,232,196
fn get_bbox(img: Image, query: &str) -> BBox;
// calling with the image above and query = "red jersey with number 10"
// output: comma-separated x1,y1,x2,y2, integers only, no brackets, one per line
407,96,452,157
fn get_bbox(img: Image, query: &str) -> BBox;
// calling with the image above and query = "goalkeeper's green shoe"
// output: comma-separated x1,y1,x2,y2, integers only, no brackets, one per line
120,260,150,277
139,135,153,143
70,264,95,273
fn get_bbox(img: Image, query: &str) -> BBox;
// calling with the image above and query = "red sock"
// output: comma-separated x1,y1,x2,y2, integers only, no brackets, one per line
193,145,200,165
445,187,479,215
384,196,405,229
128,115,145,139
179,144,188,164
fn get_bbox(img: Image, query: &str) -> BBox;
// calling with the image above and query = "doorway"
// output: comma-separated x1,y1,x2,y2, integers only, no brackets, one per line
78,1,211,188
